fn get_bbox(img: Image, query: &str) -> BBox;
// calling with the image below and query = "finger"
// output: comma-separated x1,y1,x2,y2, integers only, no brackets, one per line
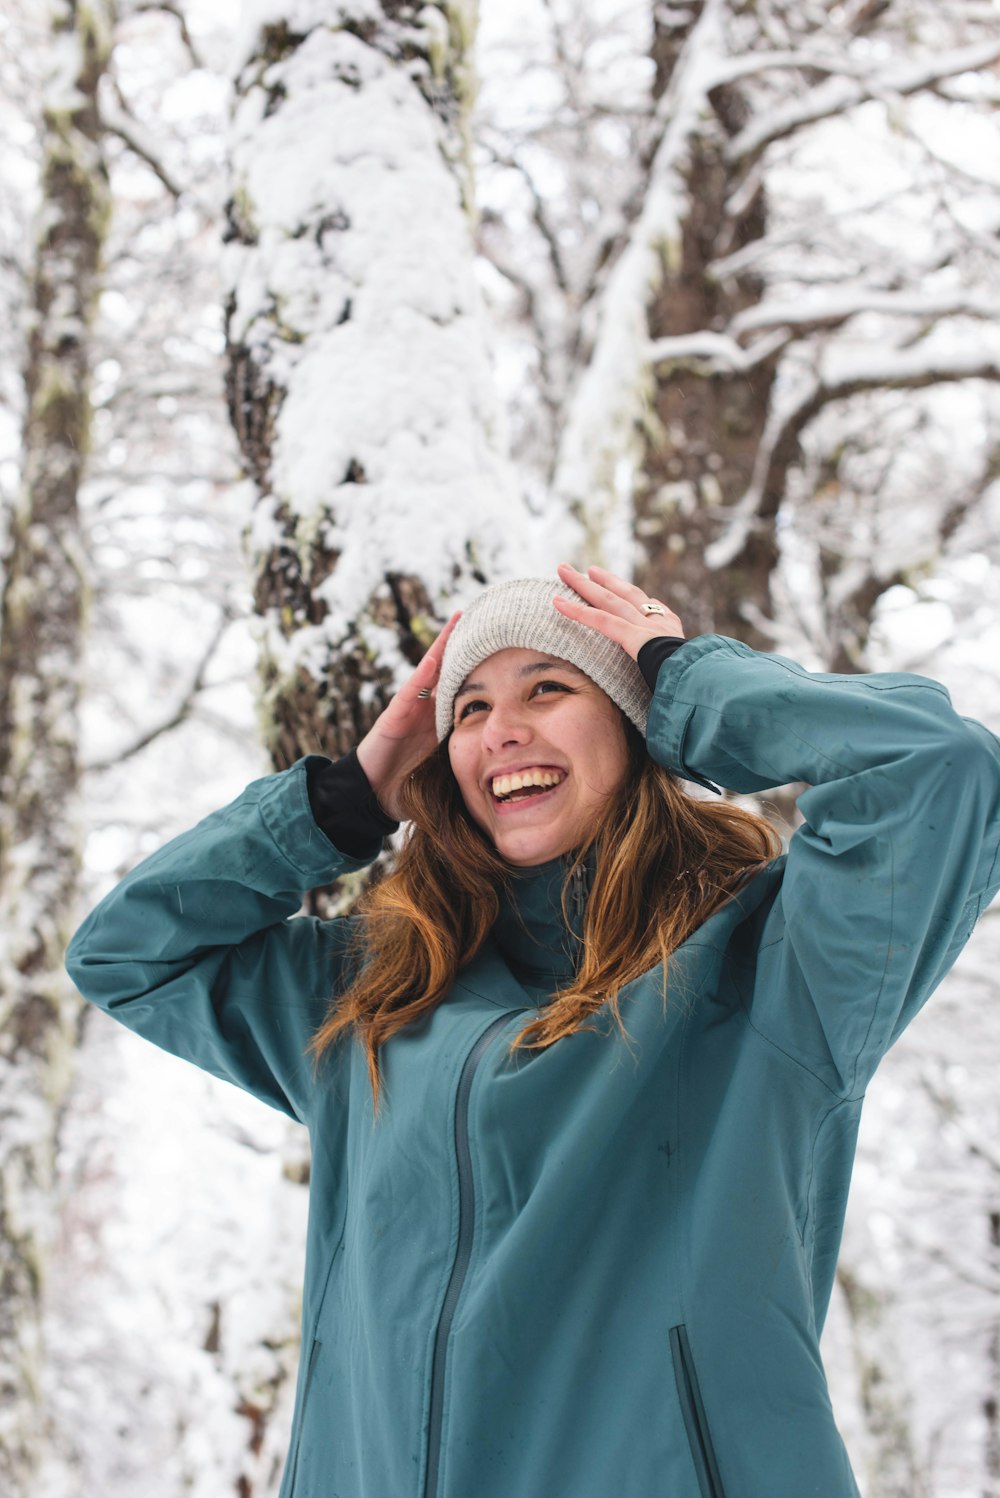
399,611,462,700
426,610,462,661
585,563,658,614
551,591,635,651
557,562,641,621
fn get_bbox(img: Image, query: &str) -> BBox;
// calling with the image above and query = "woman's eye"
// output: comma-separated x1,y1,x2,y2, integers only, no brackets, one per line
455,681,571,724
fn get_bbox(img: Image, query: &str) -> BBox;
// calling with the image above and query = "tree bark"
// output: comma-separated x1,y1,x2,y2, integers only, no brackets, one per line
634,2,777,647
0,0,112,1488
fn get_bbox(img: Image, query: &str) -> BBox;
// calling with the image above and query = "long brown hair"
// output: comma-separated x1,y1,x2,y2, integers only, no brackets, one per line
309,724,781,1105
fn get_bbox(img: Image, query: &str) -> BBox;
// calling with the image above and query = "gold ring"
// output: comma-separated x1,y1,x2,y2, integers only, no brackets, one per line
641,601,667,616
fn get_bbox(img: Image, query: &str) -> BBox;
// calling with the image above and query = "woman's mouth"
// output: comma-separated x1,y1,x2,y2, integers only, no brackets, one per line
490,767,567,809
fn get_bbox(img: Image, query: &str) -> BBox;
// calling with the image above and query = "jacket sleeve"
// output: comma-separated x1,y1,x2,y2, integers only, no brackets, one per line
646,635,1000,1095
66,757,379,1123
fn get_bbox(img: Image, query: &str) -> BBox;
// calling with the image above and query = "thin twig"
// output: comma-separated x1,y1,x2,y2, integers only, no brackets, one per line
84,608,235,772
129,0,205,70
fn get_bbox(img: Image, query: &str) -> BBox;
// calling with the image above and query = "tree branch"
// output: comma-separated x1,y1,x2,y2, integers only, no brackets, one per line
477,138,570,294
726,37,1000,167
647,327,789,373
100,86,184,199
127,0,205,70
707,344,1000,572
711,48,869,89
84,609,233,772
730,289,1000,340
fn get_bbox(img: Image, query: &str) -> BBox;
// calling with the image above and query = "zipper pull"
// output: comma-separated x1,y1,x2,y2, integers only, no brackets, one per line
570,861,588,926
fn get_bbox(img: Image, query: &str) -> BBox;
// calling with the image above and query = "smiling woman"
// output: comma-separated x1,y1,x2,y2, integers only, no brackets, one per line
447,649,629,865
66,565,1000,1498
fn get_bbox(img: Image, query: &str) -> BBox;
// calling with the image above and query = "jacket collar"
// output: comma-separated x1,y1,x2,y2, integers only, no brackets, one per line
490,851,592,993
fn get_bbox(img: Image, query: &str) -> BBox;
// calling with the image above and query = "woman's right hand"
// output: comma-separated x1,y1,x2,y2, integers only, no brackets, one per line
355,612,462,820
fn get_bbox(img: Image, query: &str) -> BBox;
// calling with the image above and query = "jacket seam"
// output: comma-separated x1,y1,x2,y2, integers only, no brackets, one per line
736,945,863,1101
849,831,895,1094
801,1094,865,1259
452,977,520,1010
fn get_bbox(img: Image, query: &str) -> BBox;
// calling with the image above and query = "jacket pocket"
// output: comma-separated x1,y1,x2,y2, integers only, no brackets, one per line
669,1324,727,1498
284,1336,322,1498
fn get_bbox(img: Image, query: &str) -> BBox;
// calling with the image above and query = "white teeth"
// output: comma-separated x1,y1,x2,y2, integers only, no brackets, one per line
491,768,565,799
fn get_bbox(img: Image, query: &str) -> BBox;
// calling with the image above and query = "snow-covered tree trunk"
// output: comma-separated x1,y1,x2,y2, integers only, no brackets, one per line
634,0,776,646
225,0,533,775
0,0,111,1488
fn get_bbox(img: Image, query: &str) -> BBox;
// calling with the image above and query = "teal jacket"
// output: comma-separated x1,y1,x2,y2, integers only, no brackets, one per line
67,636,1000,1498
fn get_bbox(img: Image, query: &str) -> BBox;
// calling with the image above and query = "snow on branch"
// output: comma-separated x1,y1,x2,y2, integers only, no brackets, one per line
707,343,1000,571
710,48,869,88
726,36,1000,166
821,344,1000,392
647,328,790,373
730,289,1000,339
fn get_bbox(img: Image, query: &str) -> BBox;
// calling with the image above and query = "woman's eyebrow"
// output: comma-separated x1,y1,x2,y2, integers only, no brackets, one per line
454,661,582,698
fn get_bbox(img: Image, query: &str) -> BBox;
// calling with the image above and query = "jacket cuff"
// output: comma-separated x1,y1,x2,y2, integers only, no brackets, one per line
645,634,738,792
256,758,384,878
636,636,689,690
305,749,399,860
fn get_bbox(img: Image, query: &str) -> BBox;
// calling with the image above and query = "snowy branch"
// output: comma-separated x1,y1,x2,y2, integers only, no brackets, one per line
100,90,184,199
647,327,789,373
710,48,869,88
726,37,1000,166
707,345,1000,571
730,289,1000,339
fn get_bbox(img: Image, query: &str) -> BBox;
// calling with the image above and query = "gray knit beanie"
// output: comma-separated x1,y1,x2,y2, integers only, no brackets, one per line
435,576,651,740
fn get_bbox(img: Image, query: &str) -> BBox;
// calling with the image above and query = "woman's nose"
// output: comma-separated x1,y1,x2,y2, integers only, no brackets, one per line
481,701,532,751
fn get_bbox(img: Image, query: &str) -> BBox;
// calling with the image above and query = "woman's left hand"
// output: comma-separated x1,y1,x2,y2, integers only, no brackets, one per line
552,563,685,661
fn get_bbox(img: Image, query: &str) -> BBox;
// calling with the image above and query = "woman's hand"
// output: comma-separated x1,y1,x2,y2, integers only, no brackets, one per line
553,563,684,660
355,611,462,820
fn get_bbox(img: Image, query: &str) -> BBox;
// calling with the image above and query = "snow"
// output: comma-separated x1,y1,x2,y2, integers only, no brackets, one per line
37,1018,308,1498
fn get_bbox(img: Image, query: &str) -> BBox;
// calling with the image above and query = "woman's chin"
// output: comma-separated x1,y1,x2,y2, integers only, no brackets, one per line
493,824,573,868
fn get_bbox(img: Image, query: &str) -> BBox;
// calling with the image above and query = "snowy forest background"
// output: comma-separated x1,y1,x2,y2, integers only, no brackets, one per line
1,0,1000,1494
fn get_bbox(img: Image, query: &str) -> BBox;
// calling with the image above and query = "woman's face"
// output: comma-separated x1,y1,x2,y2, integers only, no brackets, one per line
446,648,630,867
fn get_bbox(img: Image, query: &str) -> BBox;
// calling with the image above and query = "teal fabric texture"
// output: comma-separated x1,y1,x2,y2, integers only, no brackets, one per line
67,636,1000,1498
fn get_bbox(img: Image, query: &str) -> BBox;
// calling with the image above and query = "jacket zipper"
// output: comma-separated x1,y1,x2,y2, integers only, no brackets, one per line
669,1324,727,1498
570,861,587,927
423,1009,523,1498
